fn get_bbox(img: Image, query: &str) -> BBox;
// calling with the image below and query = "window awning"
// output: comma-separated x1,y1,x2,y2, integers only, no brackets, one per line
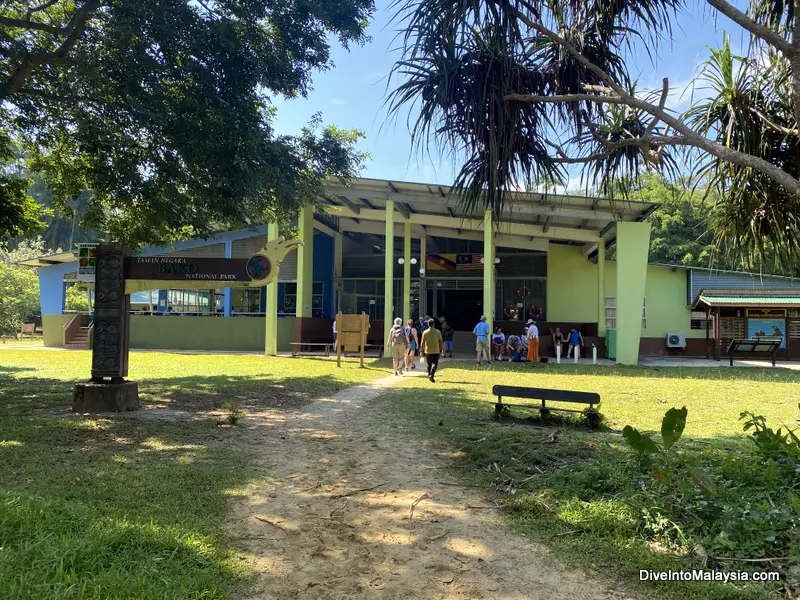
693,288,800,309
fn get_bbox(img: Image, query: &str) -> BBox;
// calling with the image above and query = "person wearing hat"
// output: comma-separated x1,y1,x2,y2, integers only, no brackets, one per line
527,319,540,363
473,315,491,365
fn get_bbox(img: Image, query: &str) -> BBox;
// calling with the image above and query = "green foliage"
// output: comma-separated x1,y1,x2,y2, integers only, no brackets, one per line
0,134,46,247
0,0,373,247
64,284,90,312
740,410,800,461
1,236,49,265
687,36,800,272
0,242,40,334
623,406,687,456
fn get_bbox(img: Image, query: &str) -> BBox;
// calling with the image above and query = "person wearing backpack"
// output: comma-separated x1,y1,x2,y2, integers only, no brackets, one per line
386,317,409,376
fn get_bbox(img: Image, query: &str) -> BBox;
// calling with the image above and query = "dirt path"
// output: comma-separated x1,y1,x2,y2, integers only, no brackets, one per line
230,372,630,600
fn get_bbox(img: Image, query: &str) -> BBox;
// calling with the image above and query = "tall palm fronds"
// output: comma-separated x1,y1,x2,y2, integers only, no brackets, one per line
687,36,800,270
387,0,683,216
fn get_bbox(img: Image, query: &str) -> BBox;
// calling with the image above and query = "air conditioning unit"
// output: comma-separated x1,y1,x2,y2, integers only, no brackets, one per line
666,332,686,349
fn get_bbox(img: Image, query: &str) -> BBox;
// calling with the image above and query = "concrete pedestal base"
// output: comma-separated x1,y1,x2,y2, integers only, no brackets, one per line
73,380,139,413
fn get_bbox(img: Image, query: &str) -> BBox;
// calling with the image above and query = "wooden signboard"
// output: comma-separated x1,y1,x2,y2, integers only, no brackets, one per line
746,308,787,318
335,312,370,367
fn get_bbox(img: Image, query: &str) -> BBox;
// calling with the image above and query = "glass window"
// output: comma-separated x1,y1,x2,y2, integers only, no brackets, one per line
280,281,323,316
232,288,261,313
356,280,376,294
605,297,616,330
605,297,646,330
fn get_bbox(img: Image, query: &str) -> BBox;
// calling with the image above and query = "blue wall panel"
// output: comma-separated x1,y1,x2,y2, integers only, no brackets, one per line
39,262,76,315
313,232,334,318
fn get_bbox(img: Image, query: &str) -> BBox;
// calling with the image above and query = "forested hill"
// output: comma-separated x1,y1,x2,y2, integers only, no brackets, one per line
602,174,795,277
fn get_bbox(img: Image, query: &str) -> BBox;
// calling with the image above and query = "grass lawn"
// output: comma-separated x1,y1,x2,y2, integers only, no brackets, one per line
0,350,386,599
378,361,800,600
1,336,44,347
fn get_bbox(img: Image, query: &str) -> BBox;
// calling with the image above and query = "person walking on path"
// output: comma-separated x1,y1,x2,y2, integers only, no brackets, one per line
404,319,419,371
386,318,409,376
473,315,492,366
441,319,454,358
420,319,444,382
527,320,540,363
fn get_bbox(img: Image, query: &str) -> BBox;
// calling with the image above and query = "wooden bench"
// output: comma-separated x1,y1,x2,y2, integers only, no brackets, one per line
727,338,782,367
19,323,36,336
492,385,602,428
290,342,333,357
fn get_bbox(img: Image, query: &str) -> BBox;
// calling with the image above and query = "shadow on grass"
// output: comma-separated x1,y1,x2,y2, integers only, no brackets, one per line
377,381,789,600
0,361,389,598
0,369,387,414
0,407,254,599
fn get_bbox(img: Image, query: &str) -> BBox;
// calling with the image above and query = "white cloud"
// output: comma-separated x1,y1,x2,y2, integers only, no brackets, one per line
330,98,347,106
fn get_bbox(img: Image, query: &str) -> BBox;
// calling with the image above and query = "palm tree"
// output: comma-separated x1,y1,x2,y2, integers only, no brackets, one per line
387,0,800,270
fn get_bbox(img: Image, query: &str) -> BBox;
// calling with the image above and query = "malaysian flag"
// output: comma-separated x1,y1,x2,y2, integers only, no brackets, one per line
456,254,483,270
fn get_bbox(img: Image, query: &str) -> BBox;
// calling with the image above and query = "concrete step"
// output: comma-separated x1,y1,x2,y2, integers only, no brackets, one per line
65,344,89,350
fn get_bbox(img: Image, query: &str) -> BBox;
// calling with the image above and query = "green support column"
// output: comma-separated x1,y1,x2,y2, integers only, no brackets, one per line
384,201,395,333
265,222,279,356
483,210,494,331
403,220,411,322
615,221,651,365
597,239,606,338
296,205,314,319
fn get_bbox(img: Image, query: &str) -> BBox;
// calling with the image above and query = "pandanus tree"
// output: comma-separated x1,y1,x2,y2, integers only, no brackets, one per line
388,0,800,271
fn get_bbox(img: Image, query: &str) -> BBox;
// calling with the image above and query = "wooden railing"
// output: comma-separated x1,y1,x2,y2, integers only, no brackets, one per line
62,313,80,347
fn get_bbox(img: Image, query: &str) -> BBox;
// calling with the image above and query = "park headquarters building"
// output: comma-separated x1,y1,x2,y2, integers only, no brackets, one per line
22,177,800,364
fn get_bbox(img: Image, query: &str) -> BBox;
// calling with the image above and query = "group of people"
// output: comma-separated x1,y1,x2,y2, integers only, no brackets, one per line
477,318,584,365
474,316,539,365
385,316,454,382
386,314,587,378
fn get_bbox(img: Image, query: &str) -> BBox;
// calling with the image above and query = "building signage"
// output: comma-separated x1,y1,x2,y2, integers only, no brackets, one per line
745,308,787,318
77,243,99,282
125,256,251,282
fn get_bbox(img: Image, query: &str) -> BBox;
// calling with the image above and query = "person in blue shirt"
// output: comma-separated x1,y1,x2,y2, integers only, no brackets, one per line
566,328,584,359
473,315,491,365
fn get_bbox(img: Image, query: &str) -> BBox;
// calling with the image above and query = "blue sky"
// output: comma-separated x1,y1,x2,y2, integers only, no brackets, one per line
271,0,750,189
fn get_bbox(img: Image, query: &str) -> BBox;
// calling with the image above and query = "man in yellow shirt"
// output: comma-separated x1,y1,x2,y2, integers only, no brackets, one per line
419,319,444,382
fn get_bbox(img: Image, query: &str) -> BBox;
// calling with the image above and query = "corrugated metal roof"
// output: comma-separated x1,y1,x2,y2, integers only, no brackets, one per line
694,288,800,307
700,296,800,305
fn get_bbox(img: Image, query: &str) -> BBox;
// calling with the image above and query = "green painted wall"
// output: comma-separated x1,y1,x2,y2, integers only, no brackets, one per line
42,314,73,347
604,263,702,339
546,244,599,322
129,316,295,352
643,267,702,339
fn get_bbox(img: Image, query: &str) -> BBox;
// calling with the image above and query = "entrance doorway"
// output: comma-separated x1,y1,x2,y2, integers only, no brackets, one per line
428,288,483,331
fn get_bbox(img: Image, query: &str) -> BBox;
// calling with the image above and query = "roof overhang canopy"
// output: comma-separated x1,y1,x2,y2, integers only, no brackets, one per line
693,288,800,309
18,251,78,268
322,177,659,254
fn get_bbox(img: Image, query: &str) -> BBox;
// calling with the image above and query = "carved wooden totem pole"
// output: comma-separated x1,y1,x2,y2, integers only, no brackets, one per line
73,245,139,412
